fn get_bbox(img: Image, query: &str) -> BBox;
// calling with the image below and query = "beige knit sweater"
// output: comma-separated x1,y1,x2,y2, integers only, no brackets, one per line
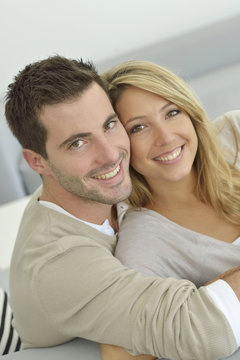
9,188,237,360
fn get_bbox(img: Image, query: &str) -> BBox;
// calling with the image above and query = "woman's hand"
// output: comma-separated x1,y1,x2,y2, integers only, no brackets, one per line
100,344,156,360
206,265,240,300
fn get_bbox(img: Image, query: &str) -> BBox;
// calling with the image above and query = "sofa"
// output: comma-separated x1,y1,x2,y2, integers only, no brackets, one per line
1,14,240,359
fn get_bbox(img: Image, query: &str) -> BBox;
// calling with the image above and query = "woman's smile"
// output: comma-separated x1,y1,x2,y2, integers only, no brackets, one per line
153,145,184,163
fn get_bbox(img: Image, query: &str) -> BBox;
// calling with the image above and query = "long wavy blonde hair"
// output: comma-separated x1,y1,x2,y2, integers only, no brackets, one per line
102,60,240,224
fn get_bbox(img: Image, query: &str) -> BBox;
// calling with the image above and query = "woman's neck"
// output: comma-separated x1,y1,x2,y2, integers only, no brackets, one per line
146,170,198,211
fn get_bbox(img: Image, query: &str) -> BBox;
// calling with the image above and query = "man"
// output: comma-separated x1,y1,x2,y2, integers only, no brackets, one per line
5,55,240,360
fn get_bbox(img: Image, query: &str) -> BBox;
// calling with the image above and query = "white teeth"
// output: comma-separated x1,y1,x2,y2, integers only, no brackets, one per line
93,165,120,180
156,147,181,162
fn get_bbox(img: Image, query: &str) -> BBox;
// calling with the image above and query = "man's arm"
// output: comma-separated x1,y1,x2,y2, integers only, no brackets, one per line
100,267,240,360
213,110,240,169
206,266,240,349
34,241,239,360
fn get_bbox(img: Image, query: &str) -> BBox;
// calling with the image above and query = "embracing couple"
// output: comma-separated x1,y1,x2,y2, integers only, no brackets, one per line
5,56,240,360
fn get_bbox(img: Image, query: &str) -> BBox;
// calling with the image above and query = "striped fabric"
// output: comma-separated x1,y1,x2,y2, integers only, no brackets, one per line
0,288,21,355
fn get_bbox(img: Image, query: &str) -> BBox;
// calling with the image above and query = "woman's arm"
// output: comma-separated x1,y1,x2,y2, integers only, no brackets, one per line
100,344,156,360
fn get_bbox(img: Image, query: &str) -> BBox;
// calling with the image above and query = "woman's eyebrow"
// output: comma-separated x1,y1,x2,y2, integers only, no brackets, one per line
125,102,173,125
125,115,146,125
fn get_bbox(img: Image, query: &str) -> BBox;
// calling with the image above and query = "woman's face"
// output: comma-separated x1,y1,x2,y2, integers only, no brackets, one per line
115,86,198,187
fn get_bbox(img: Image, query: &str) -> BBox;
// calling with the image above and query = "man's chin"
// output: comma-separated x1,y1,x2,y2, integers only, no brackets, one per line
93,185,132,205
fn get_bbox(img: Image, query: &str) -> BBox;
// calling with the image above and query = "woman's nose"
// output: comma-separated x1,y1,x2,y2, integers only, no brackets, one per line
152,122,175,147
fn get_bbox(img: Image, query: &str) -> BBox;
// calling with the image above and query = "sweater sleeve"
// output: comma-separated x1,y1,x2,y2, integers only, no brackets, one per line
36,236,237,360
206,280,240,347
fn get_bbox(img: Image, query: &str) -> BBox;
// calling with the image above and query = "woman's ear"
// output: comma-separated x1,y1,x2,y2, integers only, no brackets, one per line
22,149,51,176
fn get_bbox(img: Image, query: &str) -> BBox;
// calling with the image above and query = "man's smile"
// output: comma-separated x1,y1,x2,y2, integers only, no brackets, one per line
92,164,121,179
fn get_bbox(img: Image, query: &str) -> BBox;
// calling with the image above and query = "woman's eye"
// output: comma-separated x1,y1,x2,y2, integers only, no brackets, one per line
129,124,145,134
166,109,180,119
70,139,84,150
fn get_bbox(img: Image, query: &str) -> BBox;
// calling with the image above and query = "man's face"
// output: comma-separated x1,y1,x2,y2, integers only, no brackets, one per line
40,83,132,205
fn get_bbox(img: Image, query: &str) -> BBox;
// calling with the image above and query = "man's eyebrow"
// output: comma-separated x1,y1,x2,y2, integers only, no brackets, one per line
58,132,91,149
125,102,173,125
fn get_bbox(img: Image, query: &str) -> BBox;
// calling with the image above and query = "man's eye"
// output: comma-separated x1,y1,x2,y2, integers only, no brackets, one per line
105,120,117,130
166,109,180,119
70,139,84,149
129,124,145,134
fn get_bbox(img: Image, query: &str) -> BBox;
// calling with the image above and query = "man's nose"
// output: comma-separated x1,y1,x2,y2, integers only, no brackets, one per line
94,136,120,164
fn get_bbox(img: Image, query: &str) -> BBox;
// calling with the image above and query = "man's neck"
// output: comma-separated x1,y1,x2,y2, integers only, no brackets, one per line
40,186,116,228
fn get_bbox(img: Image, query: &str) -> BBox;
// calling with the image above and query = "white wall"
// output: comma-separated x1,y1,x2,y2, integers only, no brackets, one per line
1,0,240,97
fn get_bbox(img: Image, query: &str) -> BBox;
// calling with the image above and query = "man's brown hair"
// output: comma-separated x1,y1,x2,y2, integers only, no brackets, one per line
5,55,108,158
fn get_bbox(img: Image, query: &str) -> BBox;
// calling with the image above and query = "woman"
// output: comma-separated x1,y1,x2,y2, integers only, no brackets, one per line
100,60,240,360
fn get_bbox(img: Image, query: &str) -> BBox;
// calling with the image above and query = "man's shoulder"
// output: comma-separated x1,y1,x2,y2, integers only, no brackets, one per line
213,110,240,133
14,193,117,264
213,110,240,169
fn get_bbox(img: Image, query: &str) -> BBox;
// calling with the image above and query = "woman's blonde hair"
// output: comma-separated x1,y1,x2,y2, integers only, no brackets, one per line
102,60,240,224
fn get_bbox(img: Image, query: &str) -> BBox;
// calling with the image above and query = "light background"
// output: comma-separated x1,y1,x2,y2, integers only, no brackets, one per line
1,0,240,97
